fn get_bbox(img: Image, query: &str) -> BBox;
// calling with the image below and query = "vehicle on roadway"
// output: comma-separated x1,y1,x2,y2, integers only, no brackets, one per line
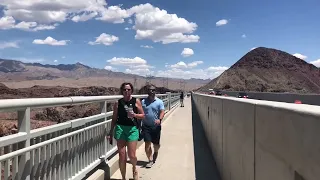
209,91,215,95
237,92,249,98
215,90,223,96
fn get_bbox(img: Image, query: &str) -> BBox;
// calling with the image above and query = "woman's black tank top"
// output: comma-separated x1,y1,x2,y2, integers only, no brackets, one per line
116,97,138,126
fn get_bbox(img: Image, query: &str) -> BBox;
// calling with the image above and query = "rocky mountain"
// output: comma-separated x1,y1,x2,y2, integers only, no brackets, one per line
0,59,207,90
200,47,320,94
0,59,135,81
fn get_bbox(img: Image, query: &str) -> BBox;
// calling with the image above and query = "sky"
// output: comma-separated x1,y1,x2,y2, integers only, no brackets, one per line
0,0,319,80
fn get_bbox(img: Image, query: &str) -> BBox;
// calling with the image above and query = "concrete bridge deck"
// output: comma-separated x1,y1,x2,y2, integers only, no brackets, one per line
111,98,221,180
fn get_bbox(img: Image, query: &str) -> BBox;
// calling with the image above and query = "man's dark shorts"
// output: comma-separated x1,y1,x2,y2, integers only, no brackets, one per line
142,125,161,145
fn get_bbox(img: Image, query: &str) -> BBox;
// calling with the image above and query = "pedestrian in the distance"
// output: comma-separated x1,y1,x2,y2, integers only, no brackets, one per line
141,85,165,168
180,91,184,107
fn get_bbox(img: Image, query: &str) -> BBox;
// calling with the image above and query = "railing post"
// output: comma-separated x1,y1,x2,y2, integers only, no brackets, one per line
166,92,171,110
100,101,107,160
18,107,31,180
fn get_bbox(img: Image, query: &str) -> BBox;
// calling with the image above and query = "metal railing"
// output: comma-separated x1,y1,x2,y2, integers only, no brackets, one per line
0,93,180,180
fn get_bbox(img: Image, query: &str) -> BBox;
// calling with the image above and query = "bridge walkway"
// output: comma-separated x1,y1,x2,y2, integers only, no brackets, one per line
111,98,220,180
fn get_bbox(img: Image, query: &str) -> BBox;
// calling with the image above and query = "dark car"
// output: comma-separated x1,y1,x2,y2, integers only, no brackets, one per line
237,92,249,98
209,91,215,95
215,90,222,96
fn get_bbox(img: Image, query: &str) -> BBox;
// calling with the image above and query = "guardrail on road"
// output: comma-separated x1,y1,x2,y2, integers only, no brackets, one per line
219,91,320,106
0,93,180,180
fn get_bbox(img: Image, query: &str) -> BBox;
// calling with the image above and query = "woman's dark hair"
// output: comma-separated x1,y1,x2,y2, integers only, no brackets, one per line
119,82,134,95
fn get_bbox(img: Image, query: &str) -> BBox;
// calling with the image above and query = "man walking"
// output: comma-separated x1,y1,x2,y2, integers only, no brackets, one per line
141,85,165,168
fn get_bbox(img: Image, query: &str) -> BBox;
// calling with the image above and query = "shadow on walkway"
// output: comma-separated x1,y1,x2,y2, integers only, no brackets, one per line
191,99,221,180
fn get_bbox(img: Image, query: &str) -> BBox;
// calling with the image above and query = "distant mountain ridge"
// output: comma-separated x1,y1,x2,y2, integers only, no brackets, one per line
0,59,208,90
199,47,320,94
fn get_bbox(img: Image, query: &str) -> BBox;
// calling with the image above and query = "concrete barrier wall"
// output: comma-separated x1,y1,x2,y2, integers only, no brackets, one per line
220,91,320,106
192,93,320,180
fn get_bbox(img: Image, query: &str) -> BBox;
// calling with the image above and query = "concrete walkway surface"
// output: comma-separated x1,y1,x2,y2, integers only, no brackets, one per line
110,98,220,180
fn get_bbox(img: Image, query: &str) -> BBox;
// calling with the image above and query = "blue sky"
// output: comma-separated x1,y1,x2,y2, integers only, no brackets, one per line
0,0,319,79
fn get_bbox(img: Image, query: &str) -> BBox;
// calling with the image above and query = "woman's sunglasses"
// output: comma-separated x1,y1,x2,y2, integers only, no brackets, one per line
122,88,131,92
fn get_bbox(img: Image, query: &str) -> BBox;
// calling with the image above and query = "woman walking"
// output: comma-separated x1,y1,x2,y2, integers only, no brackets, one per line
108,82,145,180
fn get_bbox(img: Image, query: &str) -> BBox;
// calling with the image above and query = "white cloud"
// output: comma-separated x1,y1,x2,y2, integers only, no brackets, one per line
1,2,200,44
207,66,229,71
88,33,119,46
171,61,187,68
72,12,98,22
104,65,118,71
106,56,154,75
181,48,194,57
9,57,46,63
107,57,147,66
0,0,105,23
0,16,57,31
132,64,155,69
216,19,228,26
32,24,57,31
0,0,133,27
140,45,153,49
54,60,58,63
62,56,66,59
125,68,154,76
156,66,228,79
170,61,203,69
187,61,203,68
0,41,19,49
310,59,320,67
130,3,200,44
242,34,246,38
293,53,307,60
96,6,131,23
33,36,69,46
0,16,15,29
125,27,130,30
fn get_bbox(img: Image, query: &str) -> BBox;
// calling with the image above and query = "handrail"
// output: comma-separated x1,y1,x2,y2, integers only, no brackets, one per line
0,94,168,112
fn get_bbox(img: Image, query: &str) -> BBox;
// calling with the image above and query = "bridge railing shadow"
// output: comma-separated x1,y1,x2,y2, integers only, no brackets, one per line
191,99,221,180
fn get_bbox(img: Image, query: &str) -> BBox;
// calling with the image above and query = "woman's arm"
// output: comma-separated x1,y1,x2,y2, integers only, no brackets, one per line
134,99,145,119
109,102,118,134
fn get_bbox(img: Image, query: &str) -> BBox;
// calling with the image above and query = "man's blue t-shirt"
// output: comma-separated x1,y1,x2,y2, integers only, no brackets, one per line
141,97,165,127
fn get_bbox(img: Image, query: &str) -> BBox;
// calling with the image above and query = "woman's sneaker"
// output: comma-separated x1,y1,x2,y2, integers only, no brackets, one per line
146,161,154,168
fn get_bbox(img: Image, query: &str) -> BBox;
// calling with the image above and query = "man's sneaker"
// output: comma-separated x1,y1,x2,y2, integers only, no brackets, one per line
146,161,154,168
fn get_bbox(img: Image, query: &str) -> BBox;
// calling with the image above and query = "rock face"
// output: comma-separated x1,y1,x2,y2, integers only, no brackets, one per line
200,47,320,93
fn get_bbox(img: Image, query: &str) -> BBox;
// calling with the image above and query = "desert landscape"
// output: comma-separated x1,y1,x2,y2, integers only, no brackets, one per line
0,82,175,137
0,59,209,91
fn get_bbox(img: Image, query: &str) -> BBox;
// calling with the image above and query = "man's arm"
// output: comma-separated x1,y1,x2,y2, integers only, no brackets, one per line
159,100,165,121
135,98,145,119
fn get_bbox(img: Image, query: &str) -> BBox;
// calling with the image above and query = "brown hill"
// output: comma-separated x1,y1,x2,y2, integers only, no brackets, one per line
200,47,320,93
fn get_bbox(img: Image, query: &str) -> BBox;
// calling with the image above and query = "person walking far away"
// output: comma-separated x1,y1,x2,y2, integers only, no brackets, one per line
141,85,165,168
180,91,184,107
108,82,145,180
